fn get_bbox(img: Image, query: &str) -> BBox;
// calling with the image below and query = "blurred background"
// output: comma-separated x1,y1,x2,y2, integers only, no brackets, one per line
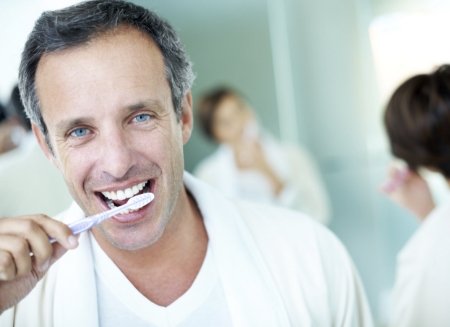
1,0,450,325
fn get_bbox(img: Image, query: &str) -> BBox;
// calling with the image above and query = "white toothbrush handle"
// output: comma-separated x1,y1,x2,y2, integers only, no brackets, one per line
48,192,154,243
48,218,96,244
68,218,97,236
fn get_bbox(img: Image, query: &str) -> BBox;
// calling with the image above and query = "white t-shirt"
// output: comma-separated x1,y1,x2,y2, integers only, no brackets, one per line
91,235,233,327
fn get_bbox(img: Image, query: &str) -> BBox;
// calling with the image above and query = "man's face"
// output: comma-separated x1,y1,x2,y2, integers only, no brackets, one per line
34,27,193,250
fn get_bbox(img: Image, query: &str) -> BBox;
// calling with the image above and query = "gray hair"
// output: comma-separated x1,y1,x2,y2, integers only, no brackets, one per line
18,0,195,139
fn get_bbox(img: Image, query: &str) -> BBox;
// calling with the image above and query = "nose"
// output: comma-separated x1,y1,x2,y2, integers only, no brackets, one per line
97,128,135,180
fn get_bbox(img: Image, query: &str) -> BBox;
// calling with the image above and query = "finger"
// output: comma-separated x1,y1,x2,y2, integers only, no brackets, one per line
0,215,78,250
26,215,78,250
0,249,16,281
0,235,32,278
1,218,53,267
0,218,52,268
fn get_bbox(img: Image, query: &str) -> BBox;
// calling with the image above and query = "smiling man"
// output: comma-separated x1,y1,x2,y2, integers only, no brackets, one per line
0,1,373,326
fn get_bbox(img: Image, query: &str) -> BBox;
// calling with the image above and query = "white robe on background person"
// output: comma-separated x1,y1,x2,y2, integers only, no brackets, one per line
194,134,331,225
390,192,450,327
1,173,371,326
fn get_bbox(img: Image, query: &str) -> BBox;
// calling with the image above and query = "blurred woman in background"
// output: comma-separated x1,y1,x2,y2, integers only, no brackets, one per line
194,86,331,224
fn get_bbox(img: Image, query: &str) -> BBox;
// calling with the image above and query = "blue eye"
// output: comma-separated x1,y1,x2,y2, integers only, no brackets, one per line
70,127,89,138
133,113,151,123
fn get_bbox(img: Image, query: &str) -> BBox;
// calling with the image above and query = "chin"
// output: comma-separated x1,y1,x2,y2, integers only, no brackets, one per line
97,222,165,251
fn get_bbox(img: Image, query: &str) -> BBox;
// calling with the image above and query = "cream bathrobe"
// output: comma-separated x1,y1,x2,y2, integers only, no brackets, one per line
1,173,372,326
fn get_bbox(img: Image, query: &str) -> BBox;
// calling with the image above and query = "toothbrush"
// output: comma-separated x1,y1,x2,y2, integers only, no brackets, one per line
49,192,154,243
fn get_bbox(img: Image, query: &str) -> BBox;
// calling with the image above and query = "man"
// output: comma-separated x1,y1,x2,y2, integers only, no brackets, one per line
382,64,450,326
0,1,373,325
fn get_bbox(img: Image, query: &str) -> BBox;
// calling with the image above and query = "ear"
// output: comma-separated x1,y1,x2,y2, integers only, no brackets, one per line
180,92,194,144
32,123,59,168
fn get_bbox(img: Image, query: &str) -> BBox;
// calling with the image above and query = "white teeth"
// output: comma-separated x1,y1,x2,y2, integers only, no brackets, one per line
106,199,142,214
117,190,126,200
101,181,148,201
125,188,133,198
107,199,115,209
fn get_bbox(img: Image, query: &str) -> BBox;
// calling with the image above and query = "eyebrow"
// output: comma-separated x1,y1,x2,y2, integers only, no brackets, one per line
54,99,166,134
127,99,165,112
55,117,92,136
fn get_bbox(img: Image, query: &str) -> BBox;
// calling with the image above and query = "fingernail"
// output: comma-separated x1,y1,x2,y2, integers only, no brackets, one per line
67,235,78,248
0,272,7,280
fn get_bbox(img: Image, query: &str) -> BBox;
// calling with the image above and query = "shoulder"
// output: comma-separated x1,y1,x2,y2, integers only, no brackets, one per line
233,200,348,269
193,147,227,174
399,202,450,263
235,200,327,233
235,200,323,239
395,202,450,289
230,200,372,324
280,143,317,166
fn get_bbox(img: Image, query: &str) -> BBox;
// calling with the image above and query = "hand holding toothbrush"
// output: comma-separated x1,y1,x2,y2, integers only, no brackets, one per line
0,192,153,314
0,213,78,314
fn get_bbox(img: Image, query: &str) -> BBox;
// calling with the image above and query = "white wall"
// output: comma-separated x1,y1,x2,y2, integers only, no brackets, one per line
0,0,79,102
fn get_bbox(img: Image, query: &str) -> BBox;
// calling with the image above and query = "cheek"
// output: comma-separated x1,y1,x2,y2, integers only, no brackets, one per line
158,120,184,150
54,145,96,191
159,127,185,171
